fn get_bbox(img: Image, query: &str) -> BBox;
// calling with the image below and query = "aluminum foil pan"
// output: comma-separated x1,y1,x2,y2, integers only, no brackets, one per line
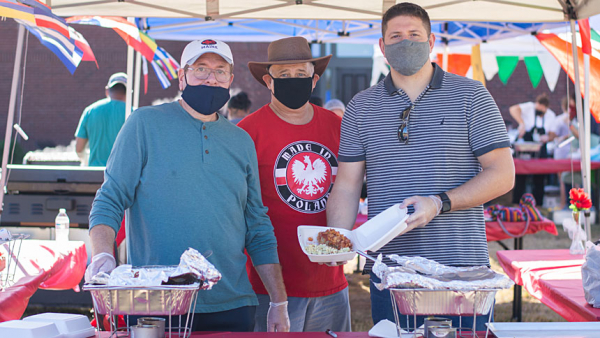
373,254,514,291
390,288,497,316
84,284,200,316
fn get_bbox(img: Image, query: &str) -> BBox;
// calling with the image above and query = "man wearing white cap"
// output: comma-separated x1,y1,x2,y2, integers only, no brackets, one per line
84,39,289,332
75,72,128,166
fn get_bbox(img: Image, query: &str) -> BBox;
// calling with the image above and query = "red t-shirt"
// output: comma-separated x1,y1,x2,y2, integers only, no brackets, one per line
238,104,347,298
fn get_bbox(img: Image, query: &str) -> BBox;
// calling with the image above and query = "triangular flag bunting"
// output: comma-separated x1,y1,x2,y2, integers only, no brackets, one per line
435,53,471,77
471,44,485,86
537,53,561,92
496,56,519,85
481,53,499,81
523,56,544,88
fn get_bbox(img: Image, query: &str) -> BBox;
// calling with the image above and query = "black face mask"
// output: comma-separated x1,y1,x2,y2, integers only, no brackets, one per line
181,76,230,116
271,76,314,110
535,109,545,116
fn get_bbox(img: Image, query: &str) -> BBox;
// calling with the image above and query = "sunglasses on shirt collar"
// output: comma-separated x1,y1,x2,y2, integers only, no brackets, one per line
398,105,413,144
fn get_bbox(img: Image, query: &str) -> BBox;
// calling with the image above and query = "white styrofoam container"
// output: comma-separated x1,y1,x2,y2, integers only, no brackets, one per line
0,320,63,338
23,313,95,338
298,204,409,263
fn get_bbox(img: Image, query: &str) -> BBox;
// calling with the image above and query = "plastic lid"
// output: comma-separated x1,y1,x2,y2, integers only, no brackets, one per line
59,208,66,213
352,204,409,252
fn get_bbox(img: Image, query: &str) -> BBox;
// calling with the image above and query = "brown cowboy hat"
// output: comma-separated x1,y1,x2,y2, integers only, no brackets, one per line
248,36,332,87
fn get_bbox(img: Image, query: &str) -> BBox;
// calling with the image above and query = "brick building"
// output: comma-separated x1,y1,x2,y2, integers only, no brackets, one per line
0,20,574,155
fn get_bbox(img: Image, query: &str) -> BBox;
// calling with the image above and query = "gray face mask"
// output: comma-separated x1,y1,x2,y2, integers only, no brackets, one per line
385,39,431,76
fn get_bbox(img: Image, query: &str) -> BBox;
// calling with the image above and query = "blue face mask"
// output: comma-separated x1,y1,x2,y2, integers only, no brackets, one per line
181,75,230,116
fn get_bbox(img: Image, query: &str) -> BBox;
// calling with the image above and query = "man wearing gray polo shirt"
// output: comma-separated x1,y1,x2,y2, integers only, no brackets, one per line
326,2,515,330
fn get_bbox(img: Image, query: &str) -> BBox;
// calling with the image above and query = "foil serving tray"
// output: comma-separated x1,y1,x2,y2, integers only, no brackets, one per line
84,284,201,316
390,288,498,316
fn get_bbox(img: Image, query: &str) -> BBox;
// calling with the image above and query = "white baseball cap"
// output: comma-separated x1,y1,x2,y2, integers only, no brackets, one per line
107,72,128,88
181,39,234,67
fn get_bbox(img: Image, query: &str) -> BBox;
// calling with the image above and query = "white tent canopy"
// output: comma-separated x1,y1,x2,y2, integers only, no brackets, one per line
49,0,600,22
3,1,600,238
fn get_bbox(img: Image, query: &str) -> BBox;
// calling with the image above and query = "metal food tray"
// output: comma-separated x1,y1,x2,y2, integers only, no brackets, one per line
390,288,498,316
84,284,201,316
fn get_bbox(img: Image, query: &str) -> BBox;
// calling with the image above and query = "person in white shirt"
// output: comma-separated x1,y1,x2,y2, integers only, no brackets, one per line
509,93,555,204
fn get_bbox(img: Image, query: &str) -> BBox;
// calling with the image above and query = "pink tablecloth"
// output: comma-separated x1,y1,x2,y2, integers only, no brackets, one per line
514,158,600,175
496,249,600,322
355,214,557,242
0,240,87,322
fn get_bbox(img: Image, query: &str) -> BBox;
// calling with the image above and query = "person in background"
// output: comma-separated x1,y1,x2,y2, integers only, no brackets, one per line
510,93,556,205
553,95,577,208
75,72,127,166
228,91,252,125
308,96,323,107
84,39,289,332
325,2,514,330
324,99,346,118
239,36,350,332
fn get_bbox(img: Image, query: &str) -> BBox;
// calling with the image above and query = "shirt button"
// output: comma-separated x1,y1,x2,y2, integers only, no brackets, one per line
203,126,206,130
204,135,208,139
205,150,209,154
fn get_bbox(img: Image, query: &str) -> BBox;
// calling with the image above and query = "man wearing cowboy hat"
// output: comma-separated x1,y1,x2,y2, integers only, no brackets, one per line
85,38,289,332
238,37,351,332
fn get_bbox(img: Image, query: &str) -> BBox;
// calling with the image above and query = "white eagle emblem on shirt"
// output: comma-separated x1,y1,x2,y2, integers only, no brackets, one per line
292,155,328,196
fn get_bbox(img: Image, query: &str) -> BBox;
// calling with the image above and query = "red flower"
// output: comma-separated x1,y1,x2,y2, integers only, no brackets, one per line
569,188,592,212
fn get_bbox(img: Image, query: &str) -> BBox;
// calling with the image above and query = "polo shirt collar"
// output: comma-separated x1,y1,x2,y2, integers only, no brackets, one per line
384,62,445,95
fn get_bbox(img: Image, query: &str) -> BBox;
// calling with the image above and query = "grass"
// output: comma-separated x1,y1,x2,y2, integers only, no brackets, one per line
23,221,597,332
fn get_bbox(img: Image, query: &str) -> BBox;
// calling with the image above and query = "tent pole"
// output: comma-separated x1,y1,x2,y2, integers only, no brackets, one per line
570,19,591,239
584,52,592,236
125,17,136,119
0,24,25,215
133,51,142,111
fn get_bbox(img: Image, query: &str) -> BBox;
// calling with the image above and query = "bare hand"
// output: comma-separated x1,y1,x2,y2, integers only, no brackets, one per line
399,196,439,231
539,134,549,143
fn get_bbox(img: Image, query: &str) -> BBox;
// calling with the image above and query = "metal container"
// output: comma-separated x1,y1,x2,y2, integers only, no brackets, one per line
424,317,451,338
390,288,497,316
138,318,165,338
84,284,200,316
131,324,160,338
427,325,456,338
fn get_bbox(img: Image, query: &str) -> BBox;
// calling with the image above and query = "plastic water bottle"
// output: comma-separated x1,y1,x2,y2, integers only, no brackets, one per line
55,208,70,242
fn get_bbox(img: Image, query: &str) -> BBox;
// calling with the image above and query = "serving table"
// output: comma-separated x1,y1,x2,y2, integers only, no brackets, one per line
496,249,600,323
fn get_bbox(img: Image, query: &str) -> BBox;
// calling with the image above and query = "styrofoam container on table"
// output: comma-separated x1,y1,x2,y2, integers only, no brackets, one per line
298,204,409,263
24,313,95,338
0,320,63,338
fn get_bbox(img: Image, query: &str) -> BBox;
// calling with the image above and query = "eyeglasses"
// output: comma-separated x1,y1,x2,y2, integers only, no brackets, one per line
398,105,413,144
187,66,231,83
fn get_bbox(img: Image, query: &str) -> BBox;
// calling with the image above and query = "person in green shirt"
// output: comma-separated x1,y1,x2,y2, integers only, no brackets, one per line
75,72,127,166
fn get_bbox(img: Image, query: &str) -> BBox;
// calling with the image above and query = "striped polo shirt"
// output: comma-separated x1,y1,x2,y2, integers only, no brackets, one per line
339,63,510,269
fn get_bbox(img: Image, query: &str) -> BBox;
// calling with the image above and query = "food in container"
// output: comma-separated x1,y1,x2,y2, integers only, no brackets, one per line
88,247,221,291
298,204,408,263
